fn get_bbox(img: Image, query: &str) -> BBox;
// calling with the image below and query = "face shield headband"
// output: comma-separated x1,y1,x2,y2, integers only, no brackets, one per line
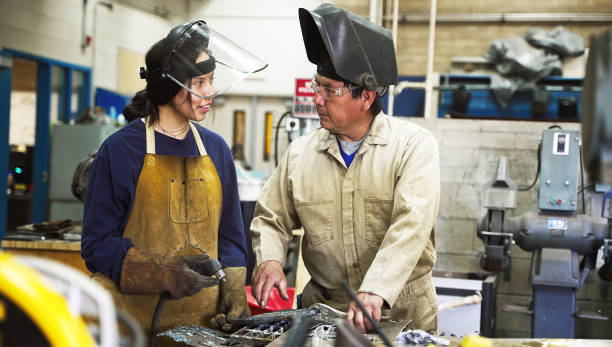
141,20,268,99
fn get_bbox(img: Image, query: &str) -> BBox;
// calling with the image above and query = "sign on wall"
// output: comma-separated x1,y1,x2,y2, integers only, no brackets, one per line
293,78,318,119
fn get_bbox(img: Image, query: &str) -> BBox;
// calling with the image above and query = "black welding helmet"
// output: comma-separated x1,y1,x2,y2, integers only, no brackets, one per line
582,28,612,184
298,3,398,96
142,20,267,99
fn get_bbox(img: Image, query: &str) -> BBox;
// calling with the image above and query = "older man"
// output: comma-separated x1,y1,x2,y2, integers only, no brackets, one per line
250,3,440,333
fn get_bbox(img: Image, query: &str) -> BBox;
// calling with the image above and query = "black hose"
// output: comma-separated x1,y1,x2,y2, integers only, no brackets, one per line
151,293,169,347
518,141,542,191
580,144,586,214
341,281,393,347
274,111,293,167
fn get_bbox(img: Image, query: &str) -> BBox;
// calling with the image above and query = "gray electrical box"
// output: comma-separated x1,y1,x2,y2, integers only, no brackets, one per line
538,129,580,212
49,124,119,221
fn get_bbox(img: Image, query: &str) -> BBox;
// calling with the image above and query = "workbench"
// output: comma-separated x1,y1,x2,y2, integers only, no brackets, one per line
1,239,89,274
281,338,612,347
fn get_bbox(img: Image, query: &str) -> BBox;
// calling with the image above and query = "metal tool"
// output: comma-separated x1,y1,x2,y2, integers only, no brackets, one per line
227,303,345,328
186,256,226,283
152,257,225,347
220,303,349,345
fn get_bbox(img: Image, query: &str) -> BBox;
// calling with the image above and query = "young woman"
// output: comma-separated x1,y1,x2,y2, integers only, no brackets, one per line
81,20,267,338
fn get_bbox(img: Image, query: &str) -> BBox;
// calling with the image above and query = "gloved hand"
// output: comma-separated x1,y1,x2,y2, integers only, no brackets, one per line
210,267,250,332
119,247,218,299
182,253,224,279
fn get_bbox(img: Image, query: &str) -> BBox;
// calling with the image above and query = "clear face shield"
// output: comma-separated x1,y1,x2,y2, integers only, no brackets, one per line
162,21,267,99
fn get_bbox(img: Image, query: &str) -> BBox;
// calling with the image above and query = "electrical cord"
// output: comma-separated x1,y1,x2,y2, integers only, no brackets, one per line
150,258,224,347
151,292,169,347
580,143,586,214
578,184,595,193
518,125,562,192
518,141,542,191
274,110,293,167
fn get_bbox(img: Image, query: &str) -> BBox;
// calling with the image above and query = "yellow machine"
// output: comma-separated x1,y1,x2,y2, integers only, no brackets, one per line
0,251,143,346
0,251,95,345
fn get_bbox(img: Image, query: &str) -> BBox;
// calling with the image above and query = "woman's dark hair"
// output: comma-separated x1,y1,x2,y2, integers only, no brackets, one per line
122,90,149,123
123,26,208,124
123,39,179,124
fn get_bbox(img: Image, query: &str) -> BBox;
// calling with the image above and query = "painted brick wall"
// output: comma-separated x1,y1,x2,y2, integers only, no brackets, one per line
337,0,612,75
0,0,183,90
408,117,612,338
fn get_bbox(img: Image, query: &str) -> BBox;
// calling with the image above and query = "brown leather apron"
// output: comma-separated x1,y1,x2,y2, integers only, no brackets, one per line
92,120,222,338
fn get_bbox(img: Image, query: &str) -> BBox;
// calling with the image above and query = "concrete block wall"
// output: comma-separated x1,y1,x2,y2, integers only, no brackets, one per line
409,117,612,338
337,0,612,75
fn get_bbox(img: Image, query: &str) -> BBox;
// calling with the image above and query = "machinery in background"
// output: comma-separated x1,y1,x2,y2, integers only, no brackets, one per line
477,27,612,337
6,145,33,230
433,272,497,338
581,29,612,185
437,74,582,120
49,123,118,222
477,128,611,338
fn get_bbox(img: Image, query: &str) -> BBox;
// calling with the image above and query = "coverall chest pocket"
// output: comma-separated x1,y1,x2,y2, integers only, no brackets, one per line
169,178,209,223
295,200,334,246
364,198,393,244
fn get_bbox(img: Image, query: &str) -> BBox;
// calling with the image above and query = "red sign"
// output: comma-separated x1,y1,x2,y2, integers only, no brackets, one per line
293,78,318,119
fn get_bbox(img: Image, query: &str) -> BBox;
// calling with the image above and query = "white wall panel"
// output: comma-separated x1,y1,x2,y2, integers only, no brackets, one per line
189,0,325,96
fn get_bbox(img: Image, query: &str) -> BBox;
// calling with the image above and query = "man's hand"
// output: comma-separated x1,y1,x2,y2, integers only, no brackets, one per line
346,292,384,333
251,260,289,308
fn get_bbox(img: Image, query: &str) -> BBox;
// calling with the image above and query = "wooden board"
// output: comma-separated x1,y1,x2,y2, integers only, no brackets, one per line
2,240,89,275
2,239,81,251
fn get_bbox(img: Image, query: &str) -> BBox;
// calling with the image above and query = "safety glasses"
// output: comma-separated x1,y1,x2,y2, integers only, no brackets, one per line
311,78,360,100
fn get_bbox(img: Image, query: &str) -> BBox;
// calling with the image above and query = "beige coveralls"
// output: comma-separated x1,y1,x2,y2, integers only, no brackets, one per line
251,112,440,332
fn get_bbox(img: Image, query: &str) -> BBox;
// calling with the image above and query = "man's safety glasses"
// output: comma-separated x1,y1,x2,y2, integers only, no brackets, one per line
311,79,360,100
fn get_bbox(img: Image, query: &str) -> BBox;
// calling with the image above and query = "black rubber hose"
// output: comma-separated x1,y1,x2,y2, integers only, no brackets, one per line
580,144,586,214
341,281,393,347
274,110,293,167
151,292,169,347
518,141,542,191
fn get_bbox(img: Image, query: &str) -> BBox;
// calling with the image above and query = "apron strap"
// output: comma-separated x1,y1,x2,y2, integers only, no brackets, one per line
189,121,207,156
145,117,208,156
145,118,156,154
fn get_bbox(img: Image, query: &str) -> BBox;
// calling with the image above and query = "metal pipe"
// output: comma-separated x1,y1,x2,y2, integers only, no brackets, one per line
249,95,258,168
369,0,379,25
81,0,88,50
382,12,612,23
396,81,426,92
117,0,170,18
91,1,113,102
387,0,399,116
423,0,437,119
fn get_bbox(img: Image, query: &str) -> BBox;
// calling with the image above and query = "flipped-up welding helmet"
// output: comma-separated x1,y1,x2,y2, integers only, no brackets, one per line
142,20,267,99
298,3,398,96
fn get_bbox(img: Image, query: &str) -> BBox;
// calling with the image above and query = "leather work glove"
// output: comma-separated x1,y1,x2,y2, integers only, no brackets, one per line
210,267,250,332
119,247,219,299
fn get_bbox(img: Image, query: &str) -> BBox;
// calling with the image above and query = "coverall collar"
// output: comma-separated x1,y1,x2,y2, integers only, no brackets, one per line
318,111,390,152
